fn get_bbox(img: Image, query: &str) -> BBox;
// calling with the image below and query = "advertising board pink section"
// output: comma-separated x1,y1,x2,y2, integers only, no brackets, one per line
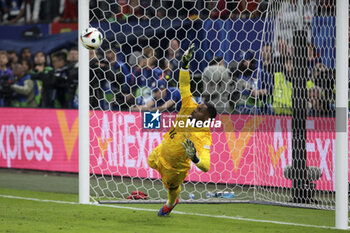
0,108,79,172
0,108,348,191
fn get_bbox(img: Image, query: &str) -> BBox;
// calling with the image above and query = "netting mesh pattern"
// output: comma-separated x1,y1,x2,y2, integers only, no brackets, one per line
88,0,343,208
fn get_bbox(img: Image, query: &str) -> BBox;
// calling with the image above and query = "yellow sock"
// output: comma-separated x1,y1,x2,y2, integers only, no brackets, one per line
166,186,181,207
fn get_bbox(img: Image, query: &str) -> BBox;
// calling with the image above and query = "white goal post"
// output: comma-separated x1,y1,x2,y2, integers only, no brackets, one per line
78,0,90,205
78,0,348,229
335,0,348,229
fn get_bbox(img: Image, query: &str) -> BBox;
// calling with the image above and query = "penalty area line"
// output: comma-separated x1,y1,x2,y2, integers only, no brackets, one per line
0,194,336,230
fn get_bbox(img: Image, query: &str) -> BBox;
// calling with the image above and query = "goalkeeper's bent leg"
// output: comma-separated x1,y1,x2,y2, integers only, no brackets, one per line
167,185,181,208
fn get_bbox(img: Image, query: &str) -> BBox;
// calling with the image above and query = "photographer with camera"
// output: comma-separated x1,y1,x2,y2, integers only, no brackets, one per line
30,51,54,107
0,50,15,107
51,51,77,109
10,64,37,108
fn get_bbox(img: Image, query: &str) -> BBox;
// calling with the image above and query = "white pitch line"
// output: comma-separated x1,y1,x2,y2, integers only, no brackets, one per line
0,194,339,230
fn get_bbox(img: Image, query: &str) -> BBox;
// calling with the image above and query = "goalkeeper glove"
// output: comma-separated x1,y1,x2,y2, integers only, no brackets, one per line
181,43,195,69
182,136,200,164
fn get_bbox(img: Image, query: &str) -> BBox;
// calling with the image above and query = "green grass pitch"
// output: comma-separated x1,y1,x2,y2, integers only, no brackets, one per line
0,169,345,233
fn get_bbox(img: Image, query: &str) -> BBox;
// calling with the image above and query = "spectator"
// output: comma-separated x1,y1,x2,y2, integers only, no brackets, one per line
210,0,232,19
7,50,20,71
134,85,153,107
317,0,335,16
165,39,182,84
156,7,166,19
51,0,68,23
62,0,78,22
165,39,182,72
1,0,34,24
128,50,142,68
31,0,43,23
104,49,131,110
187,0,206,20
234,50,268,114
260,43,273,74
105,49,129,75
257,0,269,18
273,37,290,73
68,47,78,68
130,54,162,90
307,85,326,116
0,1,7,23
237,0,261,19
67,47,79,108
273,0,316,54
11,63,37,107
116,0,132,21
143,1,155,19
273,0,299,51
308,63,335,116
88,49,127,110
272,56,293,115
202,56,232,113
123,0,150,21
307,42,321,78
32,0,65,23
130,45,157,71
115,0,153,21
20,47,32,62
131,80,181,112
121,54,162,110
304,1,317,38
256,43,274,113
51,51,76,108
152,0,164,16
65,47,79,108
158,58,173,86
0,50,14,107
153,0,187,20
21,59,32,74
272,55,316,115
199,0,216,19
143,46,157,62
30,51,54,107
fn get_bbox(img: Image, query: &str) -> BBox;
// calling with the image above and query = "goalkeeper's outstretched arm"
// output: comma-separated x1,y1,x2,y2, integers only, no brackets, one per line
179,44,195,99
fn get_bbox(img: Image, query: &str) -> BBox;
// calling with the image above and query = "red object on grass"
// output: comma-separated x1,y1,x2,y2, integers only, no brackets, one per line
126,191,148,200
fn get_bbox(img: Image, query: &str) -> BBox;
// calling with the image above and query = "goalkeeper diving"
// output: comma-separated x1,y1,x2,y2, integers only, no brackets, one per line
147,44,217,216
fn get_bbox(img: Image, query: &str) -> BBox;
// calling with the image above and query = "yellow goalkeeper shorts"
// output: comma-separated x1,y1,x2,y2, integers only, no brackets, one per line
148,144,188,189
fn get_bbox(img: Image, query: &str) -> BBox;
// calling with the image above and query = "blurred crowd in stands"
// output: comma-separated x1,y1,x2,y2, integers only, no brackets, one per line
0,37,339,117
0,0,341,117
0,0,335,24
0,47,78,108
0,0,78,24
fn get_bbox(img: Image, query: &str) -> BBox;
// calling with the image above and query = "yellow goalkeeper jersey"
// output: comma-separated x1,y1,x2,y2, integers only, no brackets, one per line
158,69,212,173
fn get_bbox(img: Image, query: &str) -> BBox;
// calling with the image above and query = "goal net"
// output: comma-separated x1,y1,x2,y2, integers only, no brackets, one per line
87,0,343,209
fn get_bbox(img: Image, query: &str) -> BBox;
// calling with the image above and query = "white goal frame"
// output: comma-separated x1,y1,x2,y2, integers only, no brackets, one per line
78,0,90,205
78,0,348,229
335,0,348,229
